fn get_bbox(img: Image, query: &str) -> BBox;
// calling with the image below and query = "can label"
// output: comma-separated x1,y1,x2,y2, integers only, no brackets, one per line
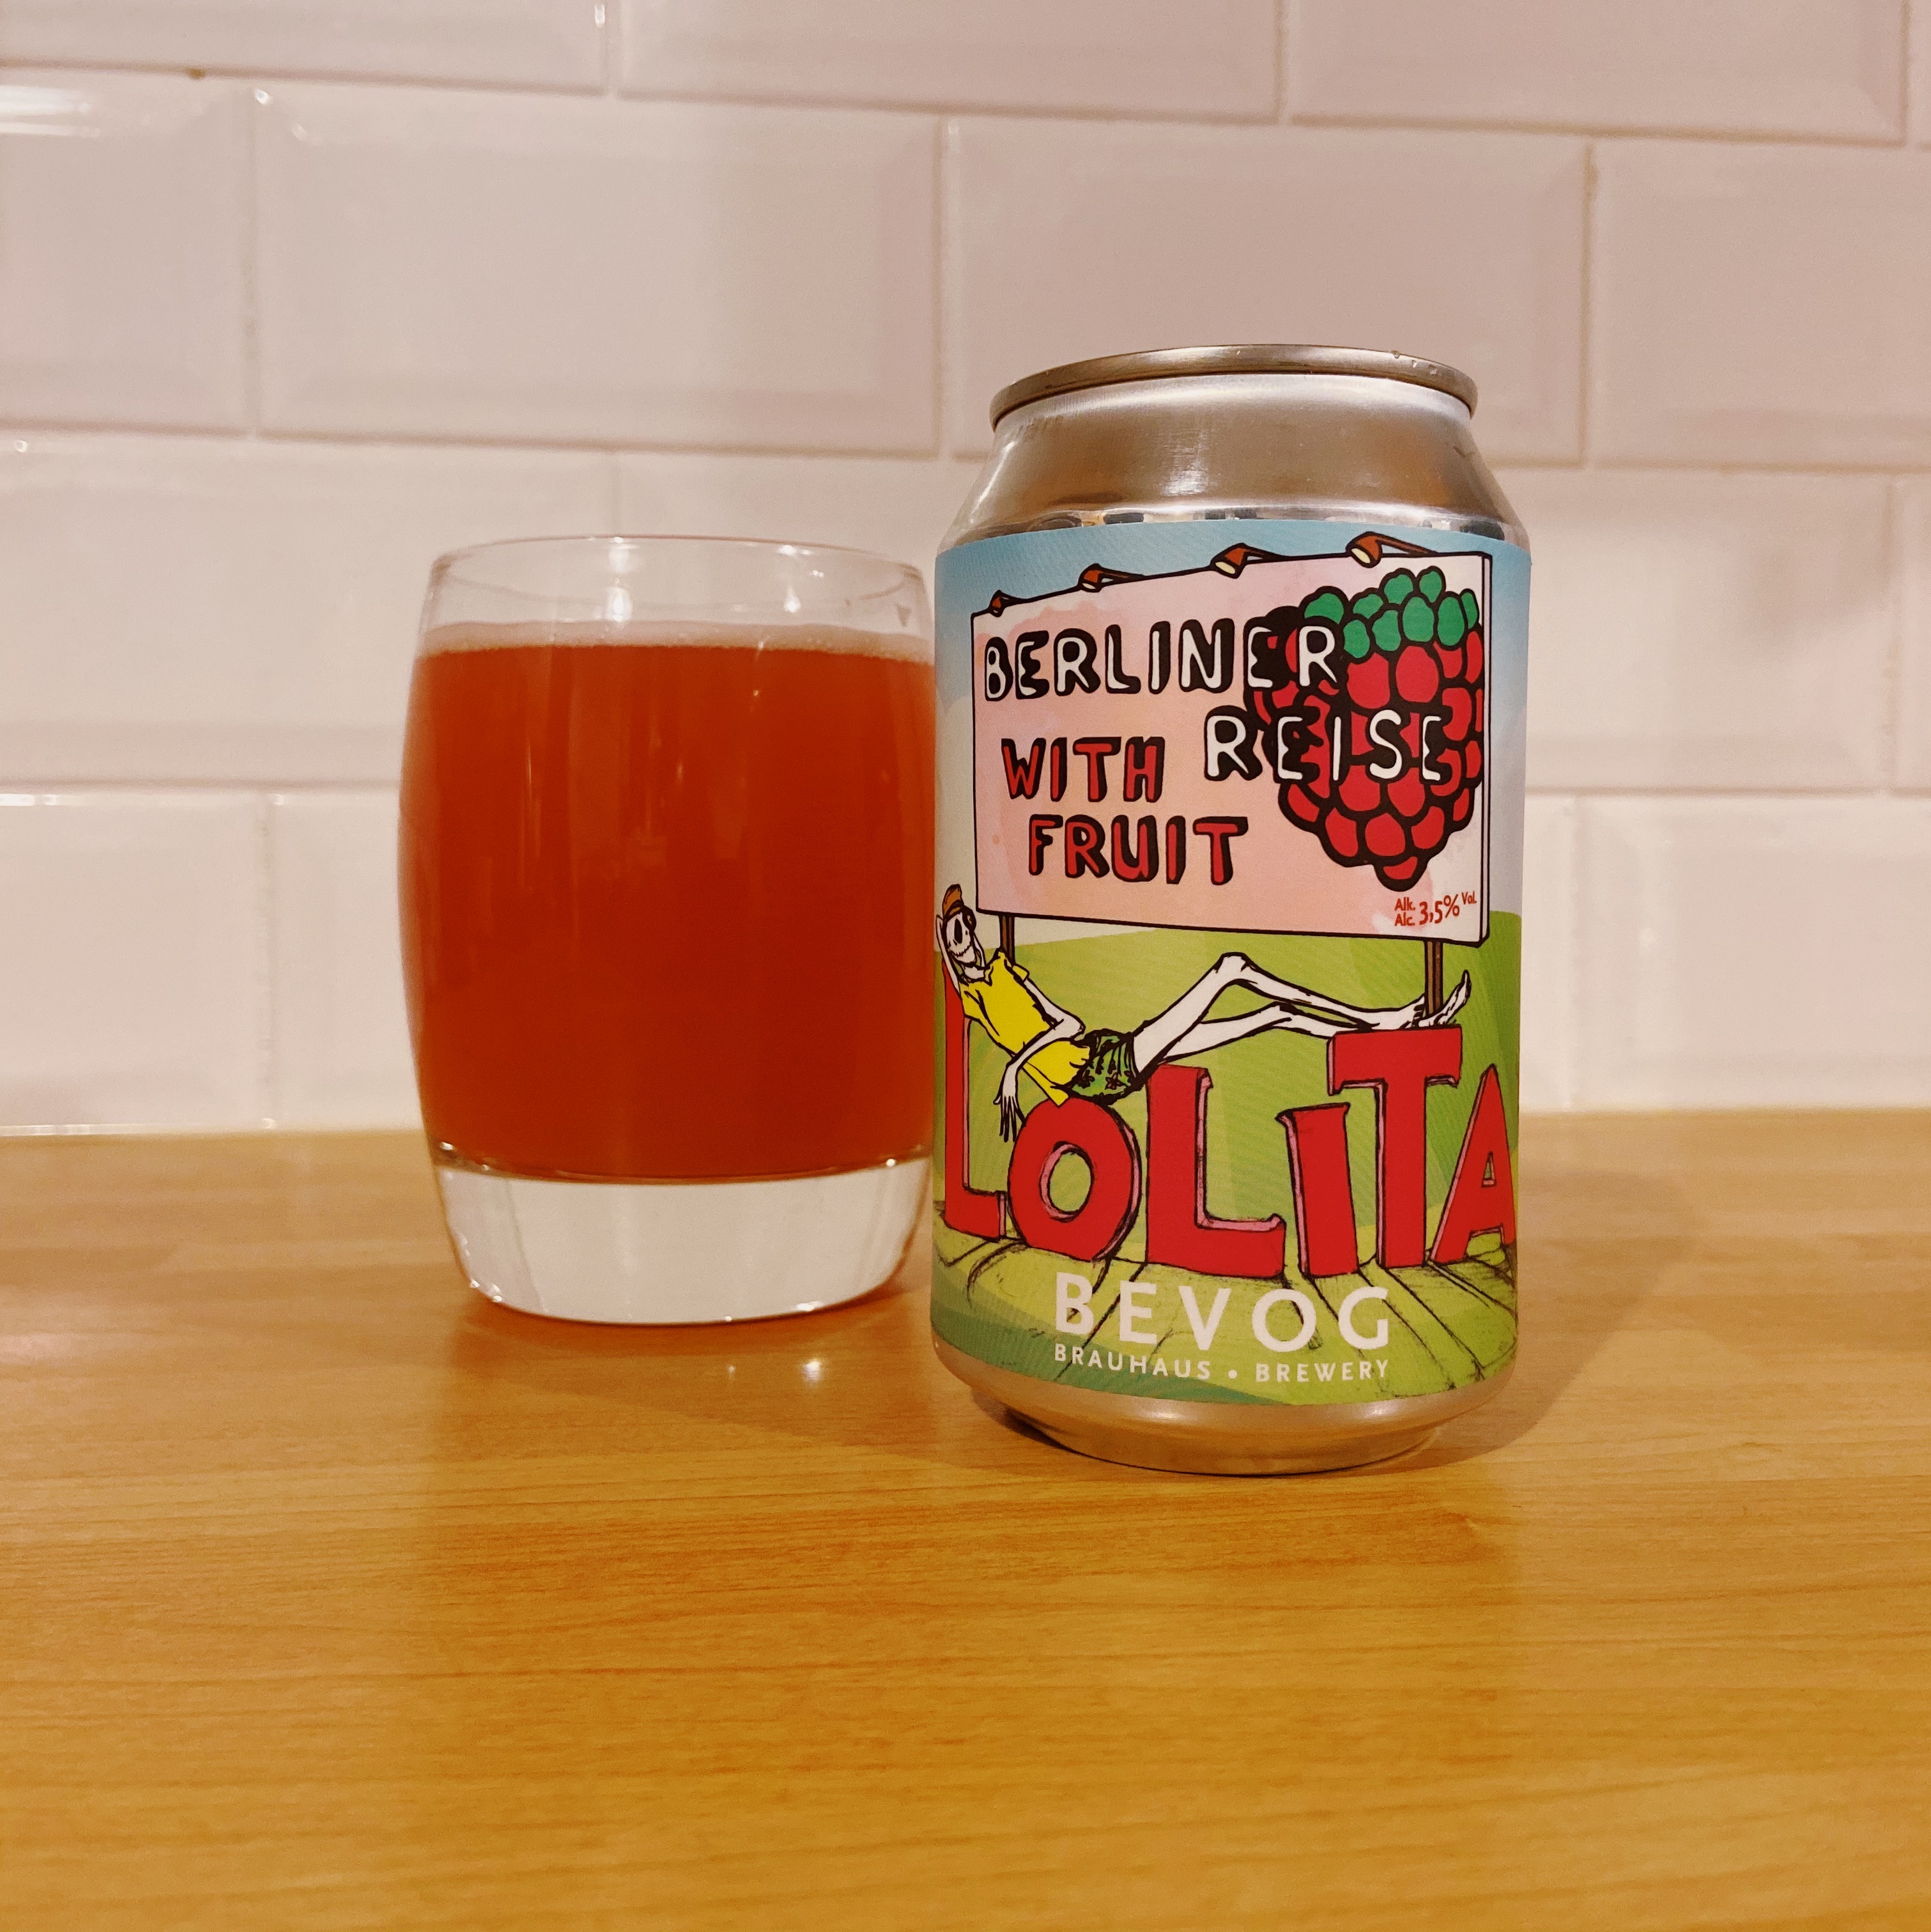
933,519,1528,1408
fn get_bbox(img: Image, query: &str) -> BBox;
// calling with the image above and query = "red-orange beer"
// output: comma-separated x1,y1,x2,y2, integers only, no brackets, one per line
399,624,935,1183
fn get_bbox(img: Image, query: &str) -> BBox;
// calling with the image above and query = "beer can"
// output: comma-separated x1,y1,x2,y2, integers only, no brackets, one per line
930,346,1528,1475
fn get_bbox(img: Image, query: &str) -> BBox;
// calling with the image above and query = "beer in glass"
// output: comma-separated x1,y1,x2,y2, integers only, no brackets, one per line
400,536,934,1322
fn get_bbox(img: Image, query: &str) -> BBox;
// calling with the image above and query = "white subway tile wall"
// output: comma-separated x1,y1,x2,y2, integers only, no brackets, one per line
255,88,936,449
1592,142,1931,468
0,1,606,91
0,794,265,1128
1898,481,1931,788
0,72,249,430
947,119,1585,461
0,14,1922,1126
1518,797,1578,1114
615,453,982,574
0,435,613,783
1289,1,1905,142
268,791,415,1126
619,0,1279,119
1578,799,1931,1108
1501,469,1895,791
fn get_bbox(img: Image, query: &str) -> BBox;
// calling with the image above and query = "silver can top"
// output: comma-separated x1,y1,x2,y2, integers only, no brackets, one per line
989,344,1479,429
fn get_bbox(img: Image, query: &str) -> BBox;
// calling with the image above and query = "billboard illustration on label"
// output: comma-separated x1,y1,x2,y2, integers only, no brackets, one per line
971,535,1488,940
934,521,1523,1413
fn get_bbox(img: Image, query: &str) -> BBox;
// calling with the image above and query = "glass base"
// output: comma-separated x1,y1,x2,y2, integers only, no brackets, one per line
435,1158,928,1324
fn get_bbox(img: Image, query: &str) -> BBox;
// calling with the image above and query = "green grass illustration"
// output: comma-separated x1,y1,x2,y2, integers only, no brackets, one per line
932,915,1519,1407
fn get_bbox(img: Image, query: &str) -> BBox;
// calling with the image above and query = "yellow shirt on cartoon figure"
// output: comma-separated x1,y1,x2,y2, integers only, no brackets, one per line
956,954,1089,1103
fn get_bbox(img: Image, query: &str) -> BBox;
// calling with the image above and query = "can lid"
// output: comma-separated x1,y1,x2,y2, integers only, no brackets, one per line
989,344,1479,427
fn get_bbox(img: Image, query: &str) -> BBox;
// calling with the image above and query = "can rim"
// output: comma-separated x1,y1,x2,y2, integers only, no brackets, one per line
989,344,1479,427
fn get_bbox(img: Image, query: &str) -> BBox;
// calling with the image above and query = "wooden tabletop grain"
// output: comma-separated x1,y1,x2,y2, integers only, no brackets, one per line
2,1116,1928,1932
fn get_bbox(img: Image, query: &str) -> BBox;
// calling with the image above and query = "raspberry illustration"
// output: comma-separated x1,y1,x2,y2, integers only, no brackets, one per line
1243,564,1485,891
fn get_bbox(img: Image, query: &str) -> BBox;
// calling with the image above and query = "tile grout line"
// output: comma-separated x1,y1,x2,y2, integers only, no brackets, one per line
1273,0,1289,125
0,419,974,463
0,55,1290,125
935,119,966,459
238,80,264,436
2,56,1921,140
1280,115,1909,150
1881,478,1903,792
0,53,608,100
932,118,950,463
1903,0,1915,146
1558,793,1585,1113
1576,140,1597,464
1566,793,1598,1112
0,418,969,463
254,791,279,1127
548,89,1284,126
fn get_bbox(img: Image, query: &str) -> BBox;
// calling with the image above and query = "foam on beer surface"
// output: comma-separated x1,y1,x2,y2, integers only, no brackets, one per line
422,620,930,663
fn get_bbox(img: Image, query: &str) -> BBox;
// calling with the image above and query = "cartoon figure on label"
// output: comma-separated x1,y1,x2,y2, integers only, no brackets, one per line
936,884,1468,1140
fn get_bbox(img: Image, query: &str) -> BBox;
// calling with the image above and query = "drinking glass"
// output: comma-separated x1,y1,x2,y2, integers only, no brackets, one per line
399,536,935,1322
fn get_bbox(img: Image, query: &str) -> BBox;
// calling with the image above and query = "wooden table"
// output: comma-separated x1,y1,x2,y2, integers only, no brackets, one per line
3,1116,1928,1931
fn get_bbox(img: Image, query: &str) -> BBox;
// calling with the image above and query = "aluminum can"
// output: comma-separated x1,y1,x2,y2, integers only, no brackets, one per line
930,346,1529,1474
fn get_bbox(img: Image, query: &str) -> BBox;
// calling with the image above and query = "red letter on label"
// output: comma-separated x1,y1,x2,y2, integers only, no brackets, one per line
1006,1097,1142,1262
1190,815,1249,885
941,974,1004,1238
1001,738,1045,800
1027,815,1062,877
1072,736,1120,802
1123,736,1164,802
1430,1064,1517,1264
1145,1064,1285,1278
1328,1029,1463,1268
1063,815,1109,878
1111,815,1158,882
1278,1101,1360,1276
